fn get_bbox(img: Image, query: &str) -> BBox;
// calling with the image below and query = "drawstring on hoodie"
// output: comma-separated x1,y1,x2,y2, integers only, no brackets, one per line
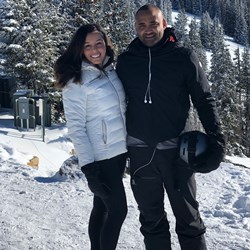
142,31,176,105
144,48,152,104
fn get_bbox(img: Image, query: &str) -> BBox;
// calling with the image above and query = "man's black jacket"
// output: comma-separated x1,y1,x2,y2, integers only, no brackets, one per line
116,28,222,147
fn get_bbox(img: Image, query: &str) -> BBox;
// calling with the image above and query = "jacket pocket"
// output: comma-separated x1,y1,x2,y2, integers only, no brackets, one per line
102,120,107,144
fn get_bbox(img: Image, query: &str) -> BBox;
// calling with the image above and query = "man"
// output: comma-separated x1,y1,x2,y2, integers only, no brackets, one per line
116,4,225,250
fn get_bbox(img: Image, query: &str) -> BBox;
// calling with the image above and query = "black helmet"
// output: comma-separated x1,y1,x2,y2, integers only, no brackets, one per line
179,131,208,166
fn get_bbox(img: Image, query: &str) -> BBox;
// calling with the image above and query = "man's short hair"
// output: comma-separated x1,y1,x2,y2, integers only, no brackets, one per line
135,4,161,16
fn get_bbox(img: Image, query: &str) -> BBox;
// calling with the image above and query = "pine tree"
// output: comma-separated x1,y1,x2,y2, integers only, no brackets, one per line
221,0,235,38
241,48,250,156
233,48,243,96
101,0,135,55
0,0,68,93
185,18,208,131
233,47,248,155
174,9,188,42
0,0,11,75
244,0,250,45
204,0,219,19
200,11,213,50
61,0,102,28
160,0,173,26
210,17,224,51
125,0,137,41
188,18,208,72
234,6,248,46
193,0,202,16
209,18,241,154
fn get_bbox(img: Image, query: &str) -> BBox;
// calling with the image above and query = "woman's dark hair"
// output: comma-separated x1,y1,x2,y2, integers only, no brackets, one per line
54,23,115,89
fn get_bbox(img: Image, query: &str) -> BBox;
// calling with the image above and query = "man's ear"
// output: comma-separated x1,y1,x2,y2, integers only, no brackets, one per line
163,18,167,29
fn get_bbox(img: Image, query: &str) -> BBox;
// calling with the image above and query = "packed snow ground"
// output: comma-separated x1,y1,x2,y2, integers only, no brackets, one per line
0,109,250,250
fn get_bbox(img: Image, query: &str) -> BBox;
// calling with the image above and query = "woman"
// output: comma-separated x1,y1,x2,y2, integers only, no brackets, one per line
54,24,127,250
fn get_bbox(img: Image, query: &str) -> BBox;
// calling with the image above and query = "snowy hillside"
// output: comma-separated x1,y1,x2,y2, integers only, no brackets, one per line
0,110,250,250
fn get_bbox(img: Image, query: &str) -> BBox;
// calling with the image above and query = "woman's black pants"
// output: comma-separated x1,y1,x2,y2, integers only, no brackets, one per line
128,146,207,250
88,154,127,250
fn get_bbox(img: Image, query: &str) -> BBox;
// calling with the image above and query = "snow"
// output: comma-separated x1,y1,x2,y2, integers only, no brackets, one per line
2,27,17,33
0,109,250,250
8,44,22,50
2,19,19,26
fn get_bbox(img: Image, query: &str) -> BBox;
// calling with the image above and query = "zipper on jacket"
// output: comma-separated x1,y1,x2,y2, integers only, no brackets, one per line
102,119,107,144
105,72,126,127
86,74,103,85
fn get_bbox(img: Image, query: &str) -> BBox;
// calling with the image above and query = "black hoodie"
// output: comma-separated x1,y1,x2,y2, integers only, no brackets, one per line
116,28,221,147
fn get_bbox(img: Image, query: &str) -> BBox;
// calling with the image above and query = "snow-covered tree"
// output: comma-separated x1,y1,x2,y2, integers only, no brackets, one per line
240,48,250,155
174,9,188,42
232,47,248,155
0,0,69,93
184,18,208,132
220,0,236,38
209,19,241,154
188,18,208,72
200,11,213,50
101,0,135,54
160,0,173,26
125,0,137,39
234,6,248,46
210,17,224,51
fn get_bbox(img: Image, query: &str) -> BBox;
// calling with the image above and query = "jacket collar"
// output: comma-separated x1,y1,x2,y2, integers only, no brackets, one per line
81,57,113,84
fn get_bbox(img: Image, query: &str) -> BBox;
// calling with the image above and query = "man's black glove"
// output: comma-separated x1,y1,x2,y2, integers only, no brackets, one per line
81,162,110,199
191,132,226,173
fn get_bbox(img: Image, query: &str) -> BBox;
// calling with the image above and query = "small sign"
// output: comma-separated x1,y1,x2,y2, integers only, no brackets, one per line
39,99,43,116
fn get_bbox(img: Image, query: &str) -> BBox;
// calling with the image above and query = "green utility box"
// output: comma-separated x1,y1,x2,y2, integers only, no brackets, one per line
13,90,36,129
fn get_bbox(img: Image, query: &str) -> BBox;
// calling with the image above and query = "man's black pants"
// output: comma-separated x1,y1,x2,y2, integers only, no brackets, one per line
128,146,207,250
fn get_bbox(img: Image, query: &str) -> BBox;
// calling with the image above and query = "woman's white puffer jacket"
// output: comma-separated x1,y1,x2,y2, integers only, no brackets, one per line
62,61,127,167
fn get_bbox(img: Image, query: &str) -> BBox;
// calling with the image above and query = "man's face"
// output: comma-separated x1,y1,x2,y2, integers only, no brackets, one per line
135,8,167,47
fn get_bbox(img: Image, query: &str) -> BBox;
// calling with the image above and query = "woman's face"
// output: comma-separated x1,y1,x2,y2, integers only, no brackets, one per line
82,31,107,66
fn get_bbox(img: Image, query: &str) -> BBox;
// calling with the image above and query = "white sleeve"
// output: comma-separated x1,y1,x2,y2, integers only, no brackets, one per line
62,82,94,167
